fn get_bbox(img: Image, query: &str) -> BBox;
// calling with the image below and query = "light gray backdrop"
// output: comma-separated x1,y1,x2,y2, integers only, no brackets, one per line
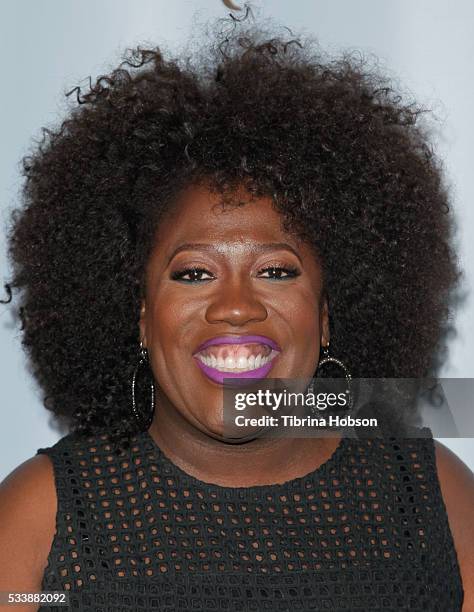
1,0,473,480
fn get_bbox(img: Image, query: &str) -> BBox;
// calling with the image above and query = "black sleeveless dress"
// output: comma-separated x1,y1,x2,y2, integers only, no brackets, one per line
36,430,464,611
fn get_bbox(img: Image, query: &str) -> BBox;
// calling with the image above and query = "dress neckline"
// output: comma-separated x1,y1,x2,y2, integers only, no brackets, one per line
141,430,350,497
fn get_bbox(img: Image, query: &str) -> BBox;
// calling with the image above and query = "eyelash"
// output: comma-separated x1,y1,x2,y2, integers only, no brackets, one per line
257,266,300,280
170,265,300,283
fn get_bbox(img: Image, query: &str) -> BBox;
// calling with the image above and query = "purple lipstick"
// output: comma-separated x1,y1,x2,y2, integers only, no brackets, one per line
193,335,281,385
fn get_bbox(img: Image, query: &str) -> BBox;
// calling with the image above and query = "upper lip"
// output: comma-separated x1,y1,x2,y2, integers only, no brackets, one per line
194,335,281,354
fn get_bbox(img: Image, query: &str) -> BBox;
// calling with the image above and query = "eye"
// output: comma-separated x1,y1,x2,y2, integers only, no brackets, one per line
170,267,215,283
257,266,300,280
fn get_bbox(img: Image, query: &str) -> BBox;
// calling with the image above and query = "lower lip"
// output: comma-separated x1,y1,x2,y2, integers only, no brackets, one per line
193,355,278,385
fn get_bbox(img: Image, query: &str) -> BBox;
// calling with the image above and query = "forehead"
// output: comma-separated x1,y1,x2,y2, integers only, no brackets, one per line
143,182,324,292
154,183,295,246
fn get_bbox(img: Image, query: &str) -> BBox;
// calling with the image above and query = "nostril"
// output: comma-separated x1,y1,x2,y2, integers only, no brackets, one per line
204,294,268,326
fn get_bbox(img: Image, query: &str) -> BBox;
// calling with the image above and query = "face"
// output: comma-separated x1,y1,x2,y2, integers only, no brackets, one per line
139,183,330,440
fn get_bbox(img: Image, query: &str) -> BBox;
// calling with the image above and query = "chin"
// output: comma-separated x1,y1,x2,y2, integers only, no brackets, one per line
196,415,240,440
194,413,225,436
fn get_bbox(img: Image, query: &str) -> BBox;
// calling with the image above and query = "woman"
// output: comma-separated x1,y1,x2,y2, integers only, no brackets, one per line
0,19,473,612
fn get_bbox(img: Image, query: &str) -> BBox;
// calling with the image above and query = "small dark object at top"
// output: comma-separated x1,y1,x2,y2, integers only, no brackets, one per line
222,0,242,10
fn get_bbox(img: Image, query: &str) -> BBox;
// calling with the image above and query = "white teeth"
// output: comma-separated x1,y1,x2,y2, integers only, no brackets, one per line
225,356,235,368
237,356,247,369
196,350,279,373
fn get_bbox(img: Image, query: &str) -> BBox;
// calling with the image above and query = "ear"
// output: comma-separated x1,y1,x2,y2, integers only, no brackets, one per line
320,296,330,348
139,299,147,347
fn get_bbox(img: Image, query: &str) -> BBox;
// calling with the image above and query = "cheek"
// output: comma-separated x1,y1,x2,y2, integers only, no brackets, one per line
291,306,320,356
273,291,321,373
147,288,198,342
144,290,203,391
143,298,195,411
283,288,321,337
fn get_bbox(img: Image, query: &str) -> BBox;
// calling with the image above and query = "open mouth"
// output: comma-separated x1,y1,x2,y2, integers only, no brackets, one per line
193,336,281,384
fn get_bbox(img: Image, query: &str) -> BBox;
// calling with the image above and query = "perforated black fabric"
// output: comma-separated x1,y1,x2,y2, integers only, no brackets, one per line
36,430,463,611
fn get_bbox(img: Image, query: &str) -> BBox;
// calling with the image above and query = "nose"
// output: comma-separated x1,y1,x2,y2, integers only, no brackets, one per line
205,277,268,326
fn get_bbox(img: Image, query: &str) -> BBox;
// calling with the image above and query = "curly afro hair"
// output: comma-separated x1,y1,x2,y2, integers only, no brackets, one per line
2,16,461,446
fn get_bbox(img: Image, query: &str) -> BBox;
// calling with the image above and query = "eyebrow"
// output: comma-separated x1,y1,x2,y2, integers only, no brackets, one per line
167,242,303,265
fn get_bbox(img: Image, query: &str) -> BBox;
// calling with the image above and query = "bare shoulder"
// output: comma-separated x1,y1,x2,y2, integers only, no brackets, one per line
433,440,474,611
0,454,57,601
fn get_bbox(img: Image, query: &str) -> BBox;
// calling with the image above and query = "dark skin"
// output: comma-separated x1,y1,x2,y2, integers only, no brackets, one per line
139,182,339,487
0,183,473,610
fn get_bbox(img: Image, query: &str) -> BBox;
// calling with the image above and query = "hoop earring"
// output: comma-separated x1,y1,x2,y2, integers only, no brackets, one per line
310,342,353,411
131,341,156,429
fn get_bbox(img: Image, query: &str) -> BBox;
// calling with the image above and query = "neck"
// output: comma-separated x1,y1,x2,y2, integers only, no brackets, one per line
147,392,342,487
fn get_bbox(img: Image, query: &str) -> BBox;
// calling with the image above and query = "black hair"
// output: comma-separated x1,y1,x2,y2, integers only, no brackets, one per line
2,15,461,446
